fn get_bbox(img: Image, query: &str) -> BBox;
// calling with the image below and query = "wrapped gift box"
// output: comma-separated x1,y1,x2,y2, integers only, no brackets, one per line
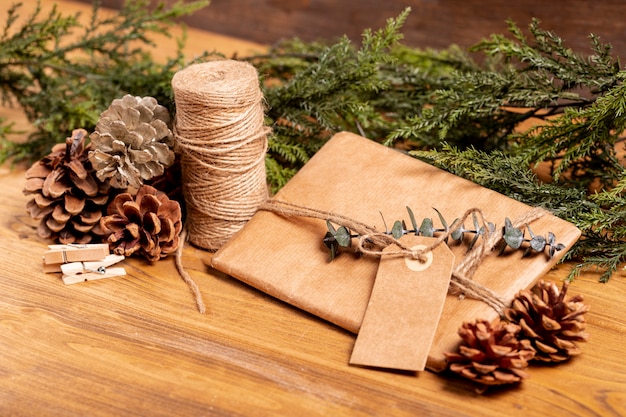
211,131,581,371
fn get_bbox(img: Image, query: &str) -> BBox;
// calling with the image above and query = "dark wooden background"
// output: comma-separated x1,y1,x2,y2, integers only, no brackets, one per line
93,0,626,59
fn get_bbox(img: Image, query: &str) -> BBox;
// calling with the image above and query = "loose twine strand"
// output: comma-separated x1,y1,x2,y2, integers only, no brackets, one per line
259,199,548,316
171,60,270,312
175,228,206,314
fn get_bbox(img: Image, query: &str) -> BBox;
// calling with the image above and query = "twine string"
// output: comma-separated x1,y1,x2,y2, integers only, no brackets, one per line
259,199,548,316
175,228,206,314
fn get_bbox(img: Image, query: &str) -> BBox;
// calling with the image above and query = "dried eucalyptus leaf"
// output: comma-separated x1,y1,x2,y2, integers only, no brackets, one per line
419,218,434,237
450,219,463,241
504,226,524,249
391,220,404,239
335,226,352,247
326,219,337,234
468,233,480,251
323,231,338,261
406,206,418,234
472,212,480,232
530,235,547,252
551,243,566,258
433,207,448,230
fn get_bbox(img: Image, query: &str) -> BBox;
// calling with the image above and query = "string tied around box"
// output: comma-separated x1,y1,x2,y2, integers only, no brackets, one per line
259,199,549,316
171,60,271,313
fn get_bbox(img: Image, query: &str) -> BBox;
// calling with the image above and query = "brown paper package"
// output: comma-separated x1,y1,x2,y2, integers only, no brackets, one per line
211,131,581,371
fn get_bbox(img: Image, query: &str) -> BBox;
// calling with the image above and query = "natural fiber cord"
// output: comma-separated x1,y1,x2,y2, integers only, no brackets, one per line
172,60,269,251
260,199,549,316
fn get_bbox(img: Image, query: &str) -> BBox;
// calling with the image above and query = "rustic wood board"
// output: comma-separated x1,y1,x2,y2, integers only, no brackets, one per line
93,0,626,62
1,147,624,417
3,2,626,414
211,131,581,371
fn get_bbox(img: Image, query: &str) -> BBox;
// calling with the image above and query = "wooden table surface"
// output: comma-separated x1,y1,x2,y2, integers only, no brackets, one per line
2,2,626,416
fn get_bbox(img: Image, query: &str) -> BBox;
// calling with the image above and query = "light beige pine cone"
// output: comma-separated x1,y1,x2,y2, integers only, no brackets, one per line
89,94,175,191
505,280,589,362
23,129,111,244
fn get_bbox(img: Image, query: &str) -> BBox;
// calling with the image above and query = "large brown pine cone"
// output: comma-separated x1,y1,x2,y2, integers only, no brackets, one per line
23,129,111,243
445,318,535,389
100,185,182,262
505,280,589,362
88,95,175,191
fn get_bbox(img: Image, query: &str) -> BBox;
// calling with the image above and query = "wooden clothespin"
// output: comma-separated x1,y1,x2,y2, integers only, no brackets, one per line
61,254,126,285
43,243,110,273
43,243,110,272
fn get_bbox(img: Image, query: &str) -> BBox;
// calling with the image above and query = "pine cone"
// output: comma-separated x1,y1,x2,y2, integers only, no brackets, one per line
89,94,175,191
445,318,535,389
23,129,110,244
100,185,182,262
505,280,589,362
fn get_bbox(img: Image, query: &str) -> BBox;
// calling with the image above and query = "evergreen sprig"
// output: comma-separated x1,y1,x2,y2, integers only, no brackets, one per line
395,19,626,281
413,146,625,282
1,3,625,282
252,8,412,190
0,0,212,163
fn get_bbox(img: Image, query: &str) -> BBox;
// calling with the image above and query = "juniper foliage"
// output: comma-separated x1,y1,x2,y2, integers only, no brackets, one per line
0,3,624,281
252,8,413,189
0,0,212,163
403,20,626,281
413,146,625,282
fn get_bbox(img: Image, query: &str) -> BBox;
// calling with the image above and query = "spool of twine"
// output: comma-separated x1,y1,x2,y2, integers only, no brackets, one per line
172,60,269,250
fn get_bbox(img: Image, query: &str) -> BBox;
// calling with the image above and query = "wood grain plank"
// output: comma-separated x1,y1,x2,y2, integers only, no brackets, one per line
1,1,626,415
93,0,626,60
2,134,626,417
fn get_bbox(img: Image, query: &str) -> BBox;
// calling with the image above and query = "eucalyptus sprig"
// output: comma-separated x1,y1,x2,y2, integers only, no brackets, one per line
323,207,566,262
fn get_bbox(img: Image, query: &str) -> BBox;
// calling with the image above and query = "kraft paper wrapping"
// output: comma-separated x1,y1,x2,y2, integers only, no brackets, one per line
211,131,581,371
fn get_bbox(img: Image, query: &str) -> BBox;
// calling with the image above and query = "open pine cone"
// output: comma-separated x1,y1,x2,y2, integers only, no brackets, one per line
100,185,182,262
23,129,111,244
505,280,589,362
89,94,175,191
445,318,535,389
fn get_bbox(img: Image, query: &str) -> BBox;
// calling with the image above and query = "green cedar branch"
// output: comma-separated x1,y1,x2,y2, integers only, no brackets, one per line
0,0,212,164
1,4,625,281
413,145,626,282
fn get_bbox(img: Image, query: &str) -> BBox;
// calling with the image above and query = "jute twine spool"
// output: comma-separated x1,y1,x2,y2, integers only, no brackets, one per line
172,60,269,250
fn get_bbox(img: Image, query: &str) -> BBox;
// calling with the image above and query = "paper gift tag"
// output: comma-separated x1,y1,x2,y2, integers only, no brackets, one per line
350,236,454,371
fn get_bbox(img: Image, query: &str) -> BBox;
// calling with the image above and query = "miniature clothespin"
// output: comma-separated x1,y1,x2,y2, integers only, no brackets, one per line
43,243,110,273
61,254,126,285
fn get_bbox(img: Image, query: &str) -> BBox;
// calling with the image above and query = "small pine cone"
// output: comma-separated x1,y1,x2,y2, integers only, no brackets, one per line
505,280,589,363
89,94,175,191
23,129,111,244
445,318,535,389
100,185,182,262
